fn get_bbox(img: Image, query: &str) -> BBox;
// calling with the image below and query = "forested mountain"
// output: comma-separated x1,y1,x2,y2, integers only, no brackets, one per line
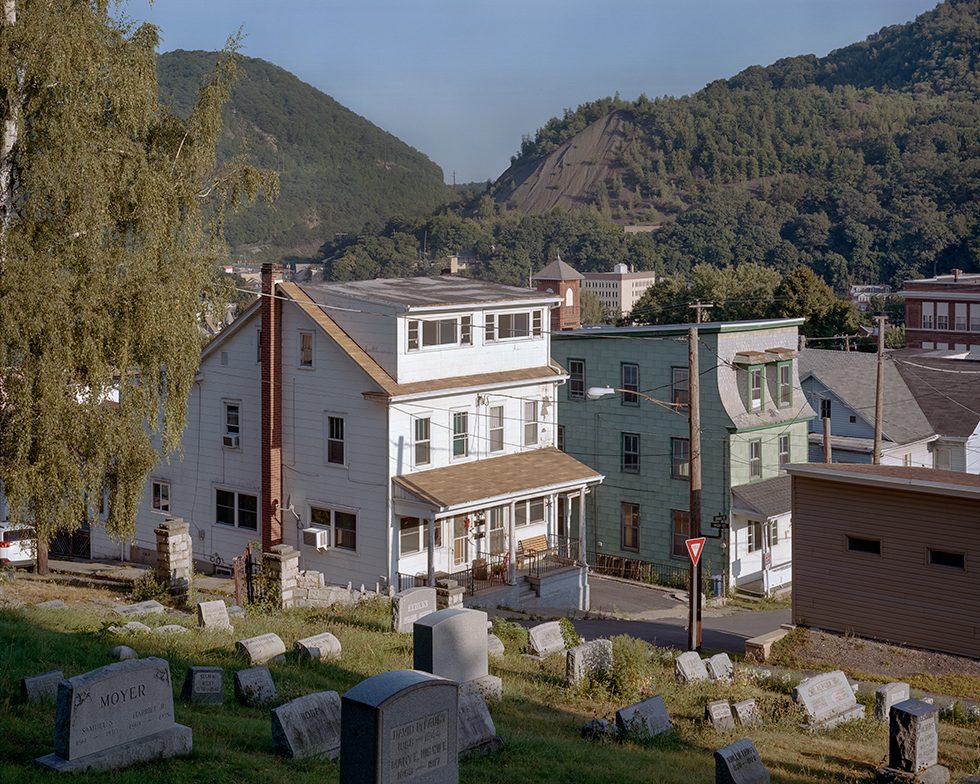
157,51,450,259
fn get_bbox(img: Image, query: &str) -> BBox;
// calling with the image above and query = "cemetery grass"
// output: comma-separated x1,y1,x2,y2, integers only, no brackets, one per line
1,590,979,784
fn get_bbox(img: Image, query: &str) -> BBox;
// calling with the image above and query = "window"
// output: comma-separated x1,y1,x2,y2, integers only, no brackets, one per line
484,313,495,342
408,320,419,351
487,312,531,340
955,304,967,332
671,437,690,479
557,424,565,452
151,481,171,513
224,402,240,448
523,401,538,446
777,362,792,407
747,521,761,553
767,520,779,547
215,490,257,530
672,367,689,407
849,415,857,424
749,439,762,478
778,434,790,466
621,363,639,406
514,497,545,527
934,446,951,470
622,432,640,473
819,398,832,419
749,367,764,410
847,535,881,555
326,416,345,465
532,310,543,337
488,406,504,453
928,549,965,569
452,411,469,458
671,509,691,559
903,453,912,467
398,517,442,556
407,318,459,350
311,505,357,551
413,417,431,466
622,502,640,551
460,316,472,345
569,359,586,400
299,331,314,368
971,305,980,332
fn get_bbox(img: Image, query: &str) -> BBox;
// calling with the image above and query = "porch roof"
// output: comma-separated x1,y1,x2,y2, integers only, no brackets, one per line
731,475,792,520
393,448,603,511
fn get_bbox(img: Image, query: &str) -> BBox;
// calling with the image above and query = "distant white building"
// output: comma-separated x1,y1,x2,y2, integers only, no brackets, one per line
848,284,892,311
581,263,658,318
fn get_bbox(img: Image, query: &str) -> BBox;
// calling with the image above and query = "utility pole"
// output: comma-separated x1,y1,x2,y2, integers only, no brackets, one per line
872,315,887,465
823,416,832,463
687,300,710,652
689,300,714,325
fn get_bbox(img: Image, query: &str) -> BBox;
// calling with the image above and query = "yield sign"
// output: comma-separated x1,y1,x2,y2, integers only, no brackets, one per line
685,537,706,567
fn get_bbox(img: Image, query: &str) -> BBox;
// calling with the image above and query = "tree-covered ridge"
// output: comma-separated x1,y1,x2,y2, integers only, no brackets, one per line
157,50,451,258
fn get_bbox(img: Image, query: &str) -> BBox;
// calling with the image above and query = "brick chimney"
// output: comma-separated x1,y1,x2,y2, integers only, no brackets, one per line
260,263,283,551
952,268,962,281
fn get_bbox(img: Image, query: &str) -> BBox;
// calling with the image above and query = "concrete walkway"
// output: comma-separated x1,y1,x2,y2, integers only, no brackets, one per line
47,557,236,595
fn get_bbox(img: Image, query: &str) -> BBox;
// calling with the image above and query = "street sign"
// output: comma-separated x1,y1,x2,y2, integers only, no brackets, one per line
685,536,706,567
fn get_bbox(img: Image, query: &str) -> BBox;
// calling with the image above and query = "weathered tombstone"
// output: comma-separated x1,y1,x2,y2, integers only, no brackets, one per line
792,670,865,729
391,587,437,633
294,631,342,662
35,599,65,609
119,621,151,633
706,700,736,731
414,608,501,700
271,690,342,760
528,621,565,657
457,692,501,756
228,604,246,618
234,666,277,706
236,632,286,665
110,645,138,661
20,669,64,704
340,669,458,784
487,634,505,658
876,682,911,721
707,652,734,681
196,600,232,631
35,657,192,772
715,738,771,784
180,666,224,706
112,600,165,616
875,700,949,784
733,699,761,727
154,624,188,635
565,639,613,687
615,695,673,740
581,719,614,740
675,650,709,683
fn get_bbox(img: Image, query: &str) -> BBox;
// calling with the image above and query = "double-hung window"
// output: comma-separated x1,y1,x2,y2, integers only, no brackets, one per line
671,437,690,479
311,505,357,551
488,406,504,452
151,480,171,513
452,411,469,458
224,402,241,448
407,317,460,350
777,362,792,407
326,415,346,465
557,424,565,452
514,497,545,527
749,367,764,410
569,359,586,400
622,432,640,473
523,401,538,446
216,489,257,530
671,509,691,559
399,517,441,555
921,302,935,329
819,398,832,419
489,312,530,340
413,417,431,466
778,434,790,466
621,363,639,406
532,310,543,337
672,367,689,407
936,303,949,330
622,502,640,551
299,331,314,368
749,439,762,478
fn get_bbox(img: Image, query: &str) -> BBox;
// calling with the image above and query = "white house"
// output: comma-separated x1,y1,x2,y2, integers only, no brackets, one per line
121,267,603,607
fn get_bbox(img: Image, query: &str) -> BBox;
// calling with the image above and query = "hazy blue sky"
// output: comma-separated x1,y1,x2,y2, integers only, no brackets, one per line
132,0,938,183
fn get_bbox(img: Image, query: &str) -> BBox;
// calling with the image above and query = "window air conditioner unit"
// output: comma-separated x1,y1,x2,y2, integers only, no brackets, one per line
223,434,240,449
302,527,331,551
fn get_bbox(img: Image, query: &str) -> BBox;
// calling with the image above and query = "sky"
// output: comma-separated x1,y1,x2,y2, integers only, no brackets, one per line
131,0,939,184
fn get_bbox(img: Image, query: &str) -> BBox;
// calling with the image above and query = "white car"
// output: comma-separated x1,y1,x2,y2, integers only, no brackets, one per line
0,521,36,568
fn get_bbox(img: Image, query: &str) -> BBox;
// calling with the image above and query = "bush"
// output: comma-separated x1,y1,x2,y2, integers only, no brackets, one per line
610,634,654,700
559,617,583,648
491,617,529,654
129,571,168,603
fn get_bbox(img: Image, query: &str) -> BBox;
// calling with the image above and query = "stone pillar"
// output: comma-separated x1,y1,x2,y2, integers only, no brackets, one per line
263,544,300,610
154,517,193,606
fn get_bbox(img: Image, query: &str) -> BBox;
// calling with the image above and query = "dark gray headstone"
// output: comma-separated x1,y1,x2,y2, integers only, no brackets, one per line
565,639,613,687
20,669,64,704
340,669,458,784
294,632,342,662
876,683,911,721
615,695,672,740
35,657,192,772
675,651,709,683
392,587,437,633
180,666,224,705
733,699,760,727
414,608,488,684
236,632,286,665
457,692,501,756
272,690,342,760
528,621,565,657
234,666,276,706
889,700,939,772
715,738,771,784
792,670,865,729
706,700,735,731
196,600,232,631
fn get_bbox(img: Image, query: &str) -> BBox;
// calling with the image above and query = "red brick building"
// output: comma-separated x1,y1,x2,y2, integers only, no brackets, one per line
901,269,980,350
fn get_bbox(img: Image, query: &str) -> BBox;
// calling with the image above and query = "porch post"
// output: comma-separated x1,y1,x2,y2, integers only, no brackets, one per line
578,487,587,567
427,515,436,588
508,500,517,585
564,495,572,546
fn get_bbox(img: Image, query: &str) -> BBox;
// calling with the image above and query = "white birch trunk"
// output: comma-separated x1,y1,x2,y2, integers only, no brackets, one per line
0,0,22,268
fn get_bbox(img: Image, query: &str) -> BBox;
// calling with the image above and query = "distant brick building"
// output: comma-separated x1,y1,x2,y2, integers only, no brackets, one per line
901,269,980,350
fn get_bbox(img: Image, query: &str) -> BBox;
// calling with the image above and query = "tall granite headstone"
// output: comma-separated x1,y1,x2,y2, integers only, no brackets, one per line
792,670,865,729
414,608,501,701
35,657,192,772
272,690,342,760
715,738,771,784
340,669,458,784
876,699,949,784
392,587,437,633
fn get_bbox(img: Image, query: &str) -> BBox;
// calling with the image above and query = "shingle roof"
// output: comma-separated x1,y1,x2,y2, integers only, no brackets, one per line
532,258,583,282
798,349,935,445
891,351,980,438
393,448,603,510
302,276,554,309
731,475,792,519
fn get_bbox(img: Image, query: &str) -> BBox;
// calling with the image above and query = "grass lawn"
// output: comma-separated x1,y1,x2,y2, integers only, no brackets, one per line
1,584,978,783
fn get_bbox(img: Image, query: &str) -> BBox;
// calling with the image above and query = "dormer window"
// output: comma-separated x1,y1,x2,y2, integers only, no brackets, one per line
750,367,764,410
407,316,469,351
485,309,544,342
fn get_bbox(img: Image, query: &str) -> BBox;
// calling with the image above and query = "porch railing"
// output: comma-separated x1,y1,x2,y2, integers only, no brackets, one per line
587,550,720,597
395,552,509,596
525,536,580,579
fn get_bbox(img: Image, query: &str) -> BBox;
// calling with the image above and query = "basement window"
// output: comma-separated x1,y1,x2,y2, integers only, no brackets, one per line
847,535,881,555
928,549,965,570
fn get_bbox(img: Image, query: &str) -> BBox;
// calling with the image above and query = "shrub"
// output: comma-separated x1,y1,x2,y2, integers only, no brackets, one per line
491,617,529,654
610,634,654,700
559,617,583,648
129,571,169,603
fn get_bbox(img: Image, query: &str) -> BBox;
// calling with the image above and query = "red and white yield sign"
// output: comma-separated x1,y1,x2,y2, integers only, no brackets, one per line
685,537,706,567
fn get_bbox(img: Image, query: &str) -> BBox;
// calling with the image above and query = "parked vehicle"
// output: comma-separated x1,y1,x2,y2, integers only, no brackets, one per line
0,522,36,567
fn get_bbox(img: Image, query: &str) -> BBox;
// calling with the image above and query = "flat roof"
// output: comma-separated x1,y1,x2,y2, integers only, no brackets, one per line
554,317,804,338
302,276,556,311
785,463,980,499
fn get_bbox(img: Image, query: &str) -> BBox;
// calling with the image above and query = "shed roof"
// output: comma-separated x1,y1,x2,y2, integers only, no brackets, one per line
785,462,980,499
301,276,553,310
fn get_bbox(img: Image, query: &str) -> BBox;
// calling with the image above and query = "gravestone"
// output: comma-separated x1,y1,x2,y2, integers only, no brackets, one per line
110,645,138,661
487,634,505,658
876,682,911,721
35,599,65,609
391,587,437,633
234,666,277,706
528,621,565,657
197,600,232,631
715,738,771,784
615,695,673,740
340,669,458,784
457,692,501,756
154,624,188,635
707,653,734,681
180,666,224,706
792,670,865,729
733,699,760,727
675,651,709,683
565,639,613,687
706,700,736,731
112,600,165,616
271,690,342,760
21,669,64,704
236,632,286,664
875,700,949,784
294,631,342,662
110,621,151,634
414,608,501,700
35,657,192,772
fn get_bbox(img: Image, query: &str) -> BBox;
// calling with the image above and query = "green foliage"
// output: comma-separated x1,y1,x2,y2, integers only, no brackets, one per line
491,616,530,654
558,617,583,649
579,290,612,325
129,571,169,603
609,635,655,700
